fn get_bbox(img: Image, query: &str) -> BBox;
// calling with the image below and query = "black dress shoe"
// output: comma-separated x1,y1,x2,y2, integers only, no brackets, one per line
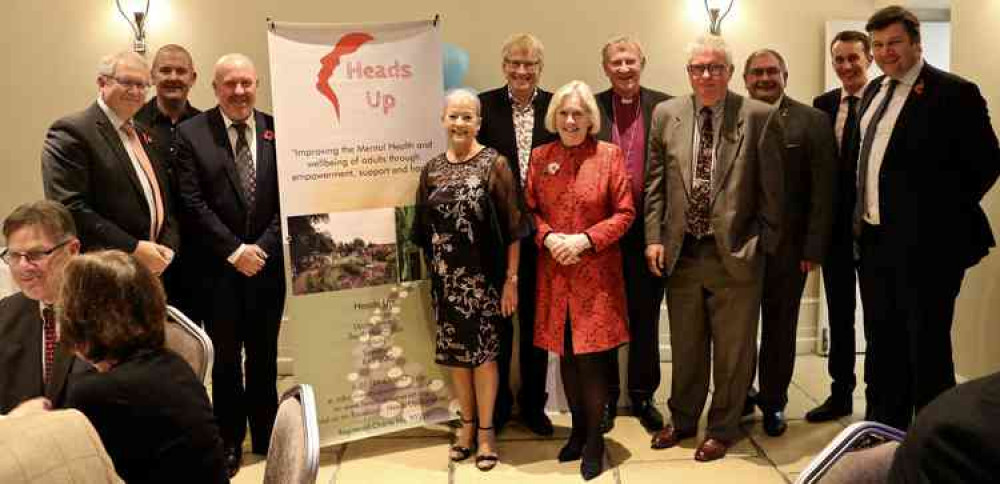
742,394,757,417
599,401,616,434
806,396,853,422
762,410,787,437
631,399,664,432
581,454,603,481
223,446,242,478
520,410,554,436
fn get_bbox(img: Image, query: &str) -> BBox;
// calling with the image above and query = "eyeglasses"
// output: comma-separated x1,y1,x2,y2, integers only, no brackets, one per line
687,63,729,77
504,59,540,71
1,239,72,266
747,67,782,77
105,75,151,91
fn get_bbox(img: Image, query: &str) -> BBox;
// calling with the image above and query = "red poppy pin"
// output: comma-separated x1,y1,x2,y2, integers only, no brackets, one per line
140,131,153,144
913,80,925,96
263,129,275,141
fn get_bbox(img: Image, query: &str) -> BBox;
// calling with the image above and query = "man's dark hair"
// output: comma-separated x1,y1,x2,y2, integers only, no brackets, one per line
830,30,872,56
866,5,921,43
2,200,77,242
742,49,787,77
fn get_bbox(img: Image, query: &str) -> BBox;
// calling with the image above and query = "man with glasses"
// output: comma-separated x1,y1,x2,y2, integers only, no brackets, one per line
645,35,783,461
0,200,83,415
42,51,179,278
742,49,835,437
477,33,557,436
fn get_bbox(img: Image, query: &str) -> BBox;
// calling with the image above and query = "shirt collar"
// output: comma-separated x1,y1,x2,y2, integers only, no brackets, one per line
97,96,129,130
507,86,538,107
220,109,256,133
840,80,870,101
694,92,726,117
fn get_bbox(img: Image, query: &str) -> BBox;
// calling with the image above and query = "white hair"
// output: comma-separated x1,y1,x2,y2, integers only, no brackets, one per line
686,35,733,67
97,51,149,78
545,80,601,135
601,35,647,68
443,88,481,115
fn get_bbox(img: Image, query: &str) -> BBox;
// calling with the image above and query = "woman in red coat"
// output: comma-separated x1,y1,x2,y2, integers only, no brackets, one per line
524,80,634,480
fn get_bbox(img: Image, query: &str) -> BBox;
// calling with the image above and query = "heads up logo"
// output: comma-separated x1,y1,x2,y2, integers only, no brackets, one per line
316,32,415,122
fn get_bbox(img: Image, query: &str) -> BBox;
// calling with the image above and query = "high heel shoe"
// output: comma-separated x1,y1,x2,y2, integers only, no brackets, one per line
475,425,499,472
449,417,476,462
580,442,605,481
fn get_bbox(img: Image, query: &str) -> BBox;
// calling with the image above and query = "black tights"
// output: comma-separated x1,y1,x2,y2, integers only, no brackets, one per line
561,318,611,460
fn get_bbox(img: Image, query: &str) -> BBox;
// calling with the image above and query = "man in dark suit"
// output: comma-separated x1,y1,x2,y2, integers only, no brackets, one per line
0,201,82,415
175,53,286,476
855,6,1000,430
808,30,873,423
477,33,557,436
42,51,178,277
134,44,205,323
594,35,670,434
742,49,836,437
645,35,783,461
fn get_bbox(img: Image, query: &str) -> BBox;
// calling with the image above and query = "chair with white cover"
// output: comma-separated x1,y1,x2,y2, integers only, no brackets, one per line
795,421,906,484
164,305,214,384
264,384,320,484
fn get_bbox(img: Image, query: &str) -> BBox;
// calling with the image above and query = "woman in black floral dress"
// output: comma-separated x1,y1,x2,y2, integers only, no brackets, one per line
412,89,525,471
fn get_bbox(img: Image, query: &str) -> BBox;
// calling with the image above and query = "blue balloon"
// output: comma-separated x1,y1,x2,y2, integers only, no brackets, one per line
442,43,470,90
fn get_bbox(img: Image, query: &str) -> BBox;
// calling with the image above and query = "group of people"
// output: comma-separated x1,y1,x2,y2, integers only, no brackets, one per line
2,44,280,481
413,5,999,481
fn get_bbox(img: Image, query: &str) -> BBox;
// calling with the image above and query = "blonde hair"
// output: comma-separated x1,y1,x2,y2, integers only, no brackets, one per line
501,33,544,66
545,80,601,135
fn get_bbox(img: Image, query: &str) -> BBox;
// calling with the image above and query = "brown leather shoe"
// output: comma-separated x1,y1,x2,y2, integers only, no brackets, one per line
694,438,729,462
650,425,695,449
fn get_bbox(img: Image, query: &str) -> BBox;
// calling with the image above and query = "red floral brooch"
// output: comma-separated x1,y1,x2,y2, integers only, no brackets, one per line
263,129,275,141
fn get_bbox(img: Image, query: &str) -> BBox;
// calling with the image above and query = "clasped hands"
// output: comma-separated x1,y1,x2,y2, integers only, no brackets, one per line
133,240,174,275
234,244,269,277
544,232,591,265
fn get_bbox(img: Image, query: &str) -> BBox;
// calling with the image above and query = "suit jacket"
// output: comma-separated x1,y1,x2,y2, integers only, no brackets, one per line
773,96,836,262
174,107,284,284
0,293,79,414
42,102,179,253
854,63,1000,269
645,91,784,280
813,88,858,240
477,86,558,192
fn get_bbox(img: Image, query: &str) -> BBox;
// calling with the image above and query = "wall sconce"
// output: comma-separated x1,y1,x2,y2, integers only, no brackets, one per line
116,0,150,54
704,0,734,35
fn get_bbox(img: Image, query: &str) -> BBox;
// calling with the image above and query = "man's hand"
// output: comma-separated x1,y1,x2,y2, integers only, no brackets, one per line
134,240,171,275
645,244,665,277
8,397,52,418
234,245,268,277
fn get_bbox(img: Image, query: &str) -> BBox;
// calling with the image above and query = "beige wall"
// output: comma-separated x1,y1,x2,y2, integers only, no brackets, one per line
1,0,878,219
950,0,1000,380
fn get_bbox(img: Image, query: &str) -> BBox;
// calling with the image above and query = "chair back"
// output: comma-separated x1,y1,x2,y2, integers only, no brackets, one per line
264,384,320,484
795,421,906,484
164,306,214,384
0,409,123,483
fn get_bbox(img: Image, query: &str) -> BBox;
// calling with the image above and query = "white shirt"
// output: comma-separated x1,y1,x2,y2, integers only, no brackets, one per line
835,81,869,151
859,59,924,225
219,111,259,263
97,97,156,235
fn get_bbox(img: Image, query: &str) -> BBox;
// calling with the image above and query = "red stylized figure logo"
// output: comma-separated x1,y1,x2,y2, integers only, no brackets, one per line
316,32,374,121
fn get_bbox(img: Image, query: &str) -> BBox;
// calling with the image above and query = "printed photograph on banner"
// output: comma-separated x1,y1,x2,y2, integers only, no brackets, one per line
394,205,424,283
288,208,399,295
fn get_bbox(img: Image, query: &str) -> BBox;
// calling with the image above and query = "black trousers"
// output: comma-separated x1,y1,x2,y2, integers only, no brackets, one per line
821,211,859,402
607,225,663,405
496,241,548,419
757,246,808,412
858,223,963,430
206,266,285,453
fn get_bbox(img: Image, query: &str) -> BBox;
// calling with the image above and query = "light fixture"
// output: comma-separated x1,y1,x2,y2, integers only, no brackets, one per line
116,0,150,54
704,0,734,35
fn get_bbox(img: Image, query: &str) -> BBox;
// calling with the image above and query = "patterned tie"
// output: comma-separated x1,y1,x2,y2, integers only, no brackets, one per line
122,123,164,240
854,79,899,228
232,122,257,208
42,306,57,385
840,96,859,159
687,107,714,237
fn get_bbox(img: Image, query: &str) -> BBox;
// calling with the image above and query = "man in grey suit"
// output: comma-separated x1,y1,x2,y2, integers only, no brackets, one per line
42,51,178,277
742,49,836,437
645,35,783,461
0,201,82,414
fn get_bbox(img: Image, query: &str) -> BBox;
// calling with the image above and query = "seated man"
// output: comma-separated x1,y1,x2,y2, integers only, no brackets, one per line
0,201,85,414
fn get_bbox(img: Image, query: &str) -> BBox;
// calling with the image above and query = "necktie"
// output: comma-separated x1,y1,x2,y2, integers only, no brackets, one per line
854,79,900,228
42,306,56,385
232,122,257,208
122,123,164,240
840,96,859,160
687,107,714,237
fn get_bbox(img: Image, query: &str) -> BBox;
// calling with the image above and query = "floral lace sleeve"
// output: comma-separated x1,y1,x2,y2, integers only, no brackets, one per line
488,154,530,244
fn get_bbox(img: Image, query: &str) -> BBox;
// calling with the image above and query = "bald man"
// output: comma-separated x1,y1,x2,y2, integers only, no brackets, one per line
175,53,285,477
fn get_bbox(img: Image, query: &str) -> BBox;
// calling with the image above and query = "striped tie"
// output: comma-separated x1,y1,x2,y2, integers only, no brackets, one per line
43,306,57,385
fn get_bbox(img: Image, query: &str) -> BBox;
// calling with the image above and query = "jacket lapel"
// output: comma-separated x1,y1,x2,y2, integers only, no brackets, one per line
254,110,274,213
677,98,695,197
93,105,148,212
208,108,248,209
712,92,745,201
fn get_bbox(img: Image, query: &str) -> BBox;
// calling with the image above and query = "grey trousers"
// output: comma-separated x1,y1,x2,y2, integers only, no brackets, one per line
666,235,762,442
